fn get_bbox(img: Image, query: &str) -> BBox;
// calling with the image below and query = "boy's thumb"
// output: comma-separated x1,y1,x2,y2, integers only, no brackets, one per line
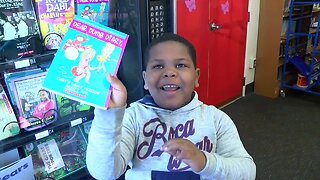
106,73,123,90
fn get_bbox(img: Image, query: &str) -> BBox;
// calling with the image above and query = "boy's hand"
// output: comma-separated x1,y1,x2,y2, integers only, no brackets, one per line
106,73,127,108
161,139,206,172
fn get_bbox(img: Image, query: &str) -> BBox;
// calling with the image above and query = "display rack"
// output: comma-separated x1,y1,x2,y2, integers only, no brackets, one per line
281,0,320,96
0,51,94,179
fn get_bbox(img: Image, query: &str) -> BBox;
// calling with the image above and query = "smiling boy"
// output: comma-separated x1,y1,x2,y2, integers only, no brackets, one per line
86,33,256,180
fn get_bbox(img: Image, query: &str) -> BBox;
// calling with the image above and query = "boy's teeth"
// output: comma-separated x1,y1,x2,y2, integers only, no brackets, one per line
162,85,179,90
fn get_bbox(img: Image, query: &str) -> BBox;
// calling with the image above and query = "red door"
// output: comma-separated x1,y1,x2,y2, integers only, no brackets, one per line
176,0,249,106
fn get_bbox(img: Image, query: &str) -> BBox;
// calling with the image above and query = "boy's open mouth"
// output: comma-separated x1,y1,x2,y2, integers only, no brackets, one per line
161,84,180,91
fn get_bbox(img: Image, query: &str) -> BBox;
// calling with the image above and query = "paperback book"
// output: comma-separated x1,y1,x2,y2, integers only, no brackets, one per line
34,0,75,50
4,68,45,106
0,0,42,61
75,0,110,26
0,84,20,140
56,94,91,118
23,126,87,179
43,15,129,110
9,71,58,131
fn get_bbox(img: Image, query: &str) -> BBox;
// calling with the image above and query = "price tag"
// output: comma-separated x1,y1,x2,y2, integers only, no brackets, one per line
14,59,30,69
71,118,83,127
35,130,50,140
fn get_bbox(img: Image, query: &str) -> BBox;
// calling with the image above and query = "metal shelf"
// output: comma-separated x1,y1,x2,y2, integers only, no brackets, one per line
0,110,94,153
0,50,56,73
281,0,320,95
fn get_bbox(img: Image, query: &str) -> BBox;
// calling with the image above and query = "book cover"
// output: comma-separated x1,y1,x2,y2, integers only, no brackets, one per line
0,0,43,61
10,71,58,131
34,0,75,50
4,68,45,106
23,126,87,179
56,94,91,118
43,15,129,110
0,84,20,140
75,0,110,26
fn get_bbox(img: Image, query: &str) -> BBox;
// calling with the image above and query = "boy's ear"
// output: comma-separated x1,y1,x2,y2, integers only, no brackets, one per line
142,71,149,90
195,68,200,88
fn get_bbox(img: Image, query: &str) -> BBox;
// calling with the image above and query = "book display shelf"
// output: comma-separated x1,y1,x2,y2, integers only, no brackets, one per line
0,0,99,179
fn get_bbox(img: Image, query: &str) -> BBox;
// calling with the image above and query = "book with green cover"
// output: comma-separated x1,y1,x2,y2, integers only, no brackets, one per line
0,84,20,140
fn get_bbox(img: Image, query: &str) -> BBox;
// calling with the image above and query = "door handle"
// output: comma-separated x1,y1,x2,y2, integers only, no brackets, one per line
209,22,223,31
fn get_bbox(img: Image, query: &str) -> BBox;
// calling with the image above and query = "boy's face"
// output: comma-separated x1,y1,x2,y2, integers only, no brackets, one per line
143,41,200,110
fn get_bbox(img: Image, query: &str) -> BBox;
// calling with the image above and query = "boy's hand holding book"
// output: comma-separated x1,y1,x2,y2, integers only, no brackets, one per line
106,73,127,109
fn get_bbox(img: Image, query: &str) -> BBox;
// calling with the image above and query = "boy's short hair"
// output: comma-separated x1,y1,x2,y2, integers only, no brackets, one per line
143,33,196,70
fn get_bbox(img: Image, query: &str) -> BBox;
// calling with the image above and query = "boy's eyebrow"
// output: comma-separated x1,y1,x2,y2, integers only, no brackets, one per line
150,58,188,62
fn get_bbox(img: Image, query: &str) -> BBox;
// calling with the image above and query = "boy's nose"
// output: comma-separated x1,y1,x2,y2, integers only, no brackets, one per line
163,70,177,77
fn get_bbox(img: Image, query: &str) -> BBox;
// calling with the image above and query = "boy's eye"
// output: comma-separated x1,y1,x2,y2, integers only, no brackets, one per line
176,64,187,68
152,64,163,69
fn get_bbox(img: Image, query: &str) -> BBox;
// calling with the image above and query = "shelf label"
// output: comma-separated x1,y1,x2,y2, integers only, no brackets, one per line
35,130,53,140
71,118,83,127
14,59,30,69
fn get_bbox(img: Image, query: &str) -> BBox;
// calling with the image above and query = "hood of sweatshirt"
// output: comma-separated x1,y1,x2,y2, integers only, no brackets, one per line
132,92,204,114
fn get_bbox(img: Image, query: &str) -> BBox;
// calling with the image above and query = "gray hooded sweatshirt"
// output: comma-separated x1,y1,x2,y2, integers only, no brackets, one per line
86,93,256,180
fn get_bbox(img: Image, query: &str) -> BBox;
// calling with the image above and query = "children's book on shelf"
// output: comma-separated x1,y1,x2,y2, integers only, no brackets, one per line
4,68,45,106
0,0,43,61
0,84,20,140
56,94,91,118
75,0,110,26
8,71,58,131
23,126,87,180
43,15,129,110
34,0,75,50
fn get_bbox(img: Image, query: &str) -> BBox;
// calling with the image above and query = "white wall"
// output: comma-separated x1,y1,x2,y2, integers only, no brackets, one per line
244,0,260,86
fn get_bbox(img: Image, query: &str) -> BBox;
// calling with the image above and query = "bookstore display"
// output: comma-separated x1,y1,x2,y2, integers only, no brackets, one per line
0,0,118,179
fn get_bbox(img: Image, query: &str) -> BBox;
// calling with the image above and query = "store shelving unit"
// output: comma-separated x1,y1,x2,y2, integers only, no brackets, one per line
281,0,320,96
0,52,94,179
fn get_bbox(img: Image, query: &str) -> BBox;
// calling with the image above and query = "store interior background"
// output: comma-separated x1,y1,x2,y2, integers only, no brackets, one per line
1,0,320,179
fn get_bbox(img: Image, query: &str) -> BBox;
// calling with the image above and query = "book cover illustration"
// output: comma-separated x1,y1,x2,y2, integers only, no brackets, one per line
34,0,75,50
4,68,44,106
0,0,42,61
0,84,20,140
10,71,58,131
56,94,91,118
43,15,129,109
23,126,87,179
76,0,110,26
